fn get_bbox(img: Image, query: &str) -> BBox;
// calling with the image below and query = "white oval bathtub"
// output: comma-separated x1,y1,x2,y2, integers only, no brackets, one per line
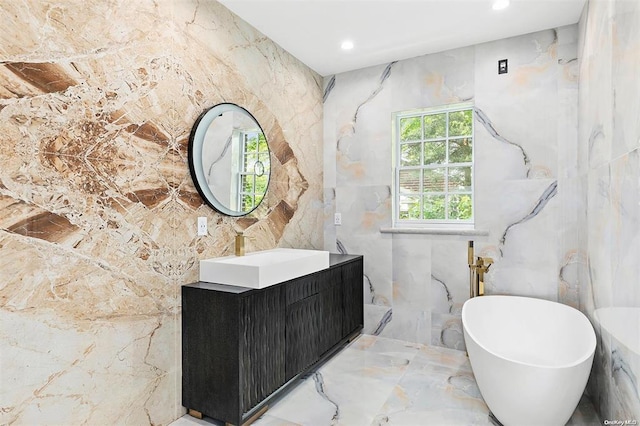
462,295,596,426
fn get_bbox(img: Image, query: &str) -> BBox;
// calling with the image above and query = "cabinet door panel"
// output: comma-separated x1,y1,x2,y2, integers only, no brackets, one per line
240,286,285,413
285,294,321,380
182,287,241,422
342,258,364,337
285,272,321,305
318,268,343,356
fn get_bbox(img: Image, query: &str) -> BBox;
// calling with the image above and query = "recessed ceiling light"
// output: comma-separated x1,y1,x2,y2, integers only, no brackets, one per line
492,0,510,10
341,40,354,50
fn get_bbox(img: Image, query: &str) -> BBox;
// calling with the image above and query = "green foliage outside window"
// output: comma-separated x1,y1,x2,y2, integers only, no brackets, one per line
400,117,422,141
424,114,446,139
448,110,473,136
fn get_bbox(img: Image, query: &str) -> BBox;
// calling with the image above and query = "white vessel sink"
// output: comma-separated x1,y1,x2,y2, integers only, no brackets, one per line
199,248,330,289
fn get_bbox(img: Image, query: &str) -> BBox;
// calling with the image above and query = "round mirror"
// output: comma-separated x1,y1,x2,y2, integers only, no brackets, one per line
188,103,271,216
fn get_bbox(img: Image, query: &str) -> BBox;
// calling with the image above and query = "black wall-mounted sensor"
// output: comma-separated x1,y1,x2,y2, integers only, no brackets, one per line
498,59,508,74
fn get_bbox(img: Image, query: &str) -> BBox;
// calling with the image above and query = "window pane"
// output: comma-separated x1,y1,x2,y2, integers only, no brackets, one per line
399,195,421,219
258,135,268,152
400,143,421,166
448,194,473,220
400,117,422,141
242,194,254,210
242,174,255,193
260,153,271,165
423,113,446,139
256,155,269,176
244,154,257,172
399,170,421,193
255,174,268,194
424,140,446,165
423,195,445,220
449,110,473,137
245,132,259,151
448,167,472,192
449,138,472,163
423,168,445,192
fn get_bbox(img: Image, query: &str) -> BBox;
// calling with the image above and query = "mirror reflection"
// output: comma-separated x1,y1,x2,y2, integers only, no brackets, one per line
188,103,271,216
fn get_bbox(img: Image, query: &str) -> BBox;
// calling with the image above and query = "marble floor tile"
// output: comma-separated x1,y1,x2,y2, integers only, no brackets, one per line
349,334,423,360
372,346,489,425
171,335,600,426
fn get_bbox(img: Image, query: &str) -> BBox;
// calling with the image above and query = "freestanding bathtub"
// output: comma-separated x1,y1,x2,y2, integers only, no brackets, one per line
462,295,596,426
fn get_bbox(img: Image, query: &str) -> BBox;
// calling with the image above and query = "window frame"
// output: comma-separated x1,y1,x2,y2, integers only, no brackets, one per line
392,102,475,229
236,129,269,212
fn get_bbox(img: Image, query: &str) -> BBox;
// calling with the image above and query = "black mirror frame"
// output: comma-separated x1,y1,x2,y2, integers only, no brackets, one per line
187,103,270,217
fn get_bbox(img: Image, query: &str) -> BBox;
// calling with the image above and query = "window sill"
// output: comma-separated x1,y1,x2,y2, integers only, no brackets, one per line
379,227,489,236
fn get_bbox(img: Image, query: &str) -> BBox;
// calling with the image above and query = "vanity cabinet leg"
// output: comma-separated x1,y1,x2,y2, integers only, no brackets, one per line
228,405,269,426
188,409,203,419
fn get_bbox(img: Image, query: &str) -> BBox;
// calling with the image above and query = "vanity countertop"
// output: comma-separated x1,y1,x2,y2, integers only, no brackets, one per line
328,253,362,266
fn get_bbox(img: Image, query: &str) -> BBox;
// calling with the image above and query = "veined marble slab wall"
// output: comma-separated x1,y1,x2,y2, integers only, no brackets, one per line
0,1,323,424
578,0,640,420
324,27,580,350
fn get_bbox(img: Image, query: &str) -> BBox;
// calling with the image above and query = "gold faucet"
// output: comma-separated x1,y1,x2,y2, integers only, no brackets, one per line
474,256,493,296
468,241,493,297
235,232,245,256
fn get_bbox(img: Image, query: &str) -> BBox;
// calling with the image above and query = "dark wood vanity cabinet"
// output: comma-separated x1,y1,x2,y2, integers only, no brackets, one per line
182,254,363,426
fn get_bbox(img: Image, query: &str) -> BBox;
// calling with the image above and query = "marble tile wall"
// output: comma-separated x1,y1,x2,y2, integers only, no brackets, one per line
578,0,640,420
0,1,323,424
324,26,580,349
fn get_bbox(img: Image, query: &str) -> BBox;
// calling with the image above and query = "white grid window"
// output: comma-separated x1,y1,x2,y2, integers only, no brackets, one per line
237,131,269,211
394,104,474,226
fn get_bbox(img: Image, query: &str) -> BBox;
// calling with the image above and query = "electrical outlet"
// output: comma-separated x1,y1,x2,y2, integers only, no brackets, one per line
334,213,342,226
197,217,207,236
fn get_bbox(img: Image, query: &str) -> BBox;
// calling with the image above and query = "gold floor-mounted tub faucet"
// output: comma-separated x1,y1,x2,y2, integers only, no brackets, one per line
468,241,493,298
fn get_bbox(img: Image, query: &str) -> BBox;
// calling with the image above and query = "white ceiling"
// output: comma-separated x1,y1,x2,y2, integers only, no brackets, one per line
218,0,586,76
